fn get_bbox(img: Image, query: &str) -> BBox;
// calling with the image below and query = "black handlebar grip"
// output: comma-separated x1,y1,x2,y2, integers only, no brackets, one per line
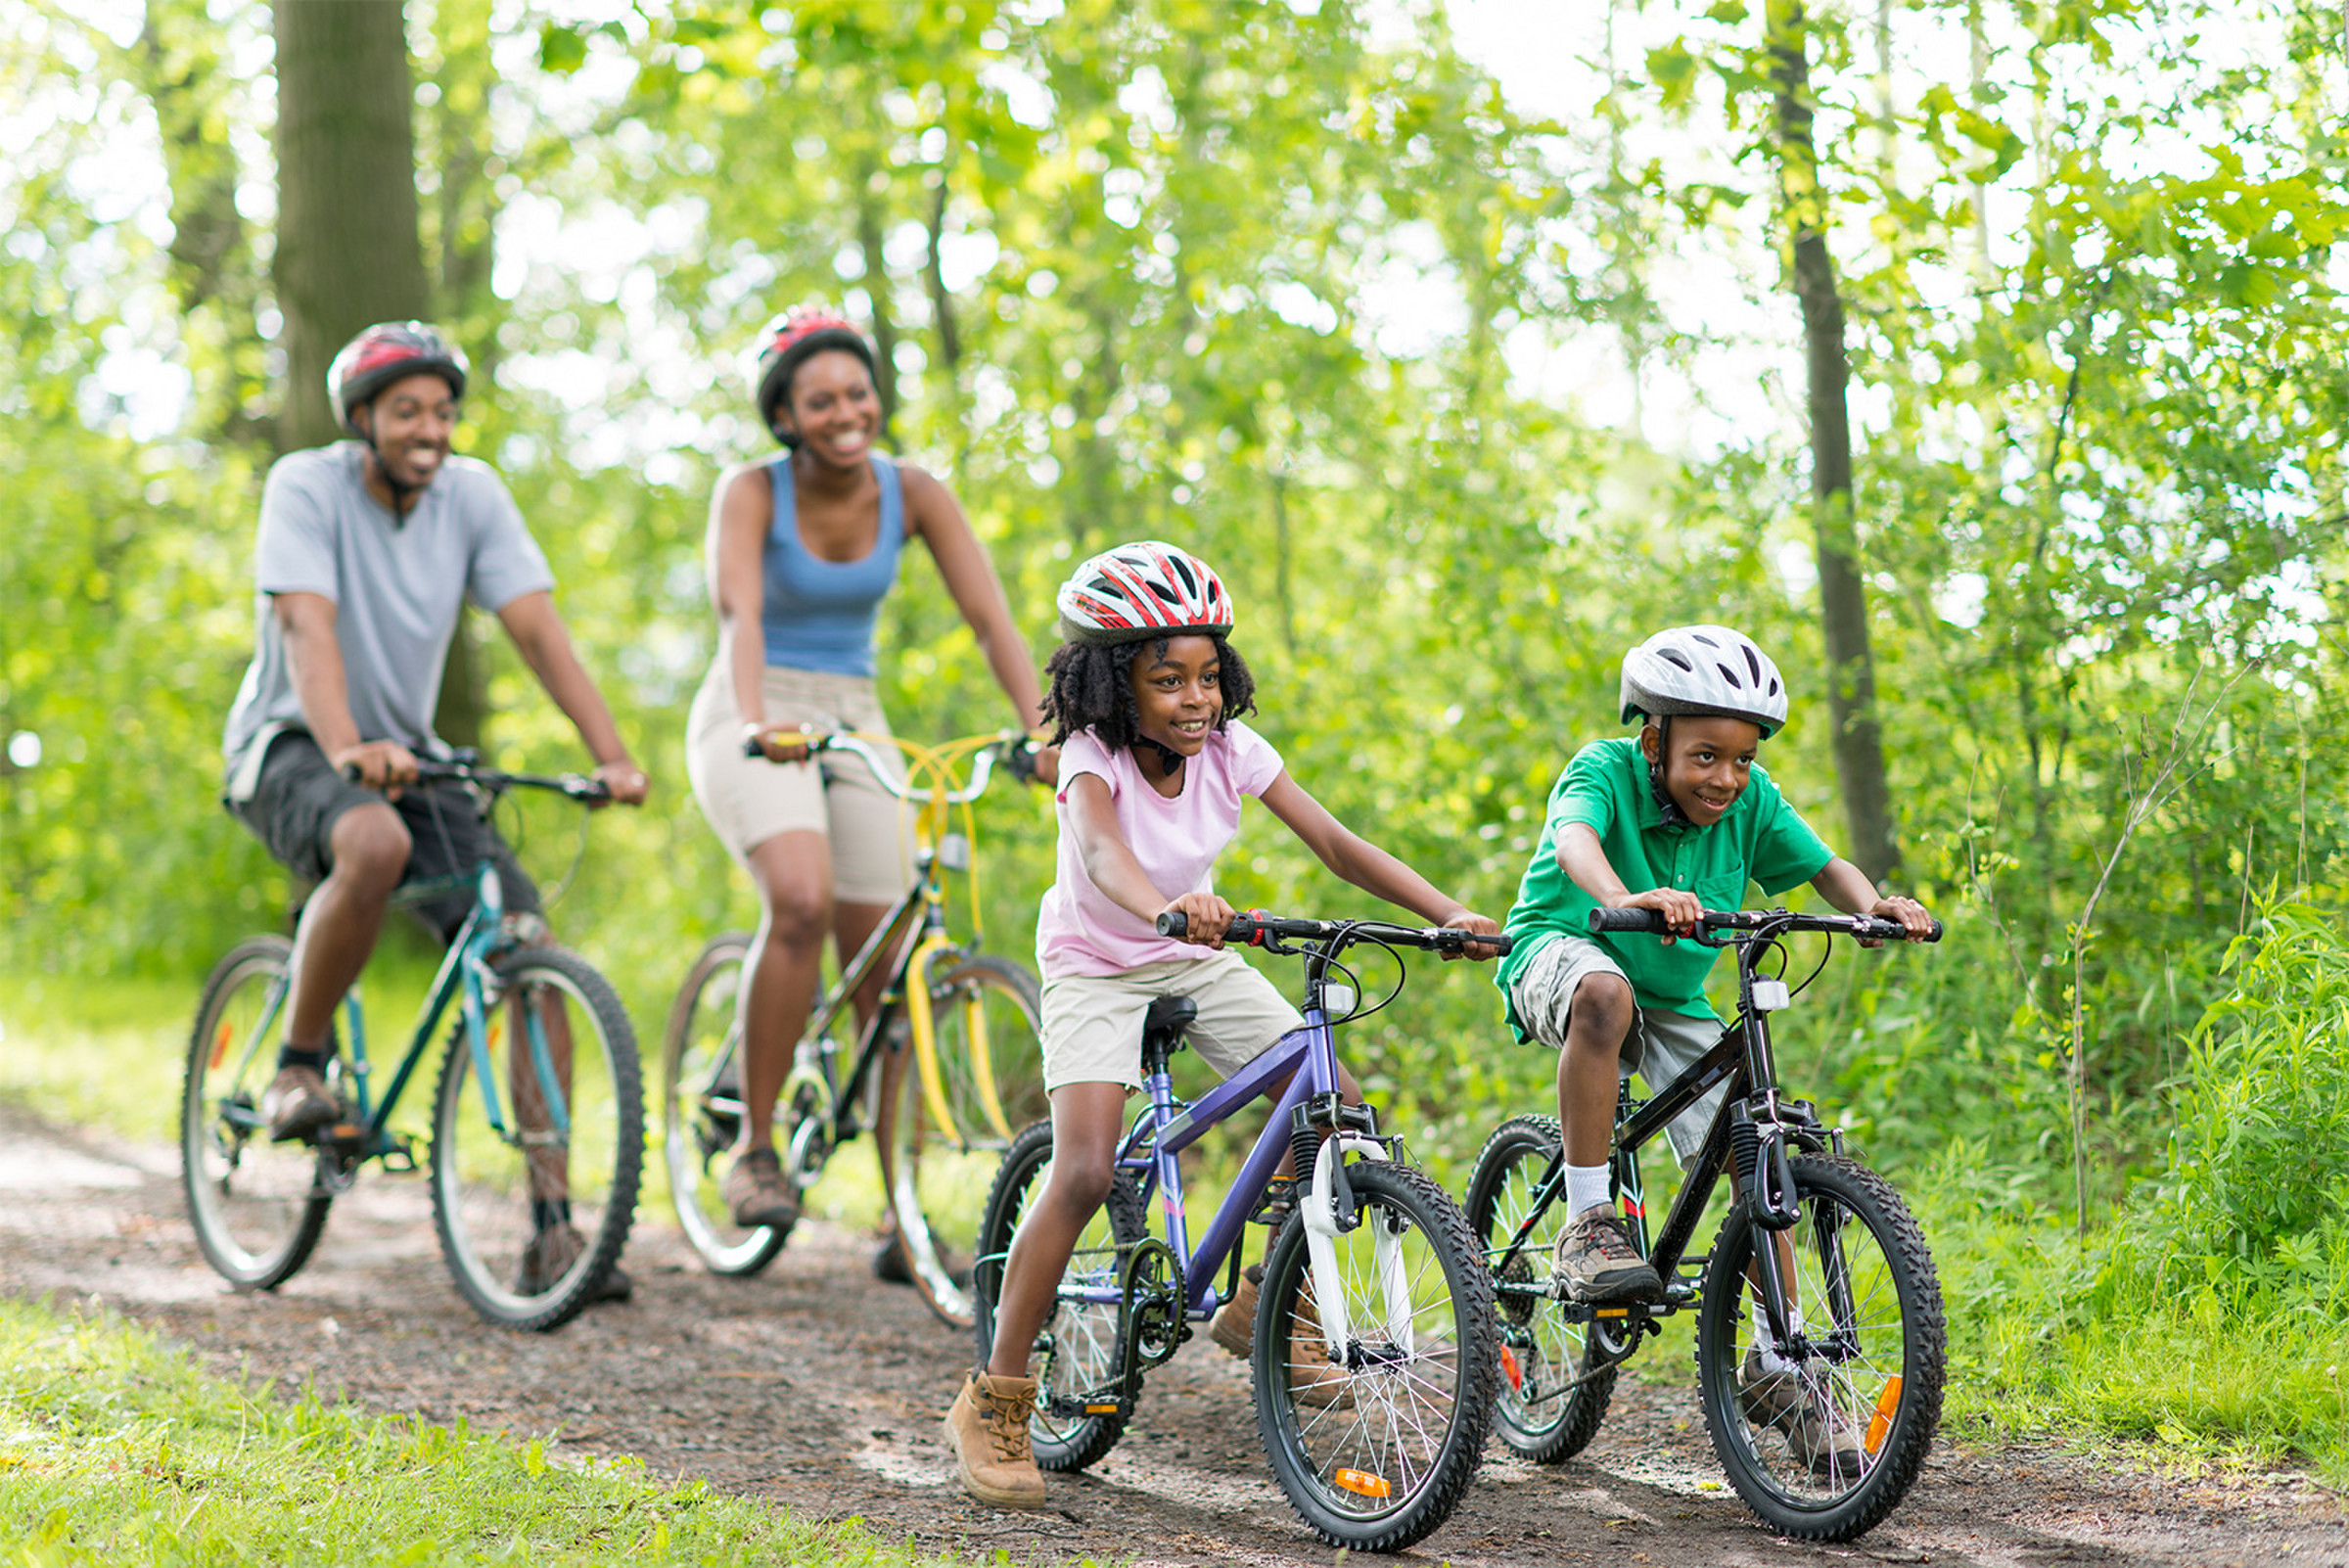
1156,911,1188,938
1922,918,1945,943
741,735,762,759
1587,907,1668,934
341,761,363,784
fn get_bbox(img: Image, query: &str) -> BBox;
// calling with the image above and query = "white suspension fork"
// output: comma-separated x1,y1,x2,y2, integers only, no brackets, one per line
1301,1134,1406,1360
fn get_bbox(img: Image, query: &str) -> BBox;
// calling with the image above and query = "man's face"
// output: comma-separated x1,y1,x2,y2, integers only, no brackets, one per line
355,371,457,490
1642,715,1763,826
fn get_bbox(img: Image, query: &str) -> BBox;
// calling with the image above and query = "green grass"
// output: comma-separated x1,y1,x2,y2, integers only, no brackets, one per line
0,1297,1074,1567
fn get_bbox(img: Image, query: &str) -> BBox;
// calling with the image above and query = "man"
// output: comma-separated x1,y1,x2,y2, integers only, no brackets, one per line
221,321,649,1296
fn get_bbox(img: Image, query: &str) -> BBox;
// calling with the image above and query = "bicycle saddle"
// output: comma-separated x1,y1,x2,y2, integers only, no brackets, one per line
1139,995,1197,1074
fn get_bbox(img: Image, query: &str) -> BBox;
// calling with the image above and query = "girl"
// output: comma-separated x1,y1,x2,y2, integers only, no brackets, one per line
942,540,1501,1507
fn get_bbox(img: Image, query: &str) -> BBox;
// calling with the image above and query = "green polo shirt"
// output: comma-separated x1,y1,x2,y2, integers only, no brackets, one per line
1496,737,1834,1035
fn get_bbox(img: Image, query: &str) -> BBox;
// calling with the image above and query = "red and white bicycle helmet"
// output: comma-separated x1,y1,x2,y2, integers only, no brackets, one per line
327,321,469,437
746,307,875,442
1056,541,1235,646
1619,624,1789,738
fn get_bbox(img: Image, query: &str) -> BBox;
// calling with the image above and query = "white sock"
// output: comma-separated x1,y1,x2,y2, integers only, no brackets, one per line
1751,1303,1806,1375
1565,1163,1614,1218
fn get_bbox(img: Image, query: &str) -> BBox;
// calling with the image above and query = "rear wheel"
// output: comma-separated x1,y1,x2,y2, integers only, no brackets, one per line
878,950,1047,1327
1255,1160,1498,1552
430,945,643,1332
1462,1114,1618,1461
660,932,788,1275
1694,1154,1945,1541
971,1119,1145,1473
182,936,331,1290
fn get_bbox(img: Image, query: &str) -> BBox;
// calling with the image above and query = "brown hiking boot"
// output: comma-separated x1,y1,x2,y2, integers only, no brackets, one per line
514,1222,633,1304
722,1148,800,1229
1207,1264,1262,1356
944,1368,1045,1507
1552,1205,1663,1304
260,1065,338,1143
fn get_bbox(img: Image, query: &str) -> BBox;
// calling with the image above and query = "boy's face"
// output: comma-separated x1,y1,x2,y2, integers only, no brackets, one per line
1641,715,1763,826
1128,634,1223,758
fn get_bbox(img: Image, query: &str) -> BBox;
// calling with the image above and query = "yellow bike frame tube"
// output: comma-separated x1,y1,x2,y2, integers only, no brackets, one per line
902,931,965,1147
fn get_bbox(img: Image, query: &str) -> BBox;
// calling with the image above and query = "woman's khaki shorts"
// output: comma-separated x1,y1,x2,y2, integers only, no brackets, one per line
685,661,917,904
1038,948,1307,1093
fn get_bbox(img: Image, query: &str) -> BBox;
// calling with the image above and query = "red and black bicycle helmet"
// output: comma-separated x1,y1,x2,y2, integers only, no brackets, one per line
1055,541,1236,646
327,321,469,438
747,308,877,445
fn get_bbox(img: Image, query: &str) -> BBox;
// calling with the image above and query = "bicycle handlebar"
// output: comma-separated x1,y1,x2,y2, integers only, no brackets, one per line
740,727,1036,806
342,756,611,804
1586,906,1942,943
1156,908,1512,956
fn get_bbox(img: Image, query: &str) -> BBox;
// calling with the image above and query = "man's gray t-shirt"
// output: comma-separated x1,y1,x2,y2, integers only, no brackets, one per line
222,442,554,789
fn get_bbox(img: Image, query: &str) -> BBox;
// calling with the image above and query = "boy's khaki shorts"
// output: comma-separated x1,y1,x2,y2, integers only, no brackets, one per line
1039,948,1306,1093
1510,933,1728,1165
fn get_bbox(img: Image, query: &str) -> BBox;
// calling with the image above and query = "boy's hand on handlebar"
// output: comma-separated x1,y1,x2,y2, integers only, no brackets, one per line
1162,893,1235,948
1433,907,1505,961
591,759,649,807
334,740,421,799
1612,887,1704,945
1862,894,1935,947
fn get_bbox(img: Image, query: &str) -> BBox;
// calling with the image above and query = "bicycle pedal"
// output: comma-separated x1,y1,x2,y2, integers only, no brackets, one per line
1249,1177,1298,1226
1048,1392,1130,1420
378,1134,421,1174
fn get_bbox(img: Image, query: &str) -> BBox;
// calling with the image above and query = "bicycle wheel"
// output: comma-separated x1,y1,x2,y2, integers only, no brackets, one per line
1462,1114,1619,1461
430,945,644,1332
182,936,332,1290
659,932,789,1276
971,1119,1146,1472
1255,1160,1498,1552
1694,1153,1945,1541
878,950,1047,1328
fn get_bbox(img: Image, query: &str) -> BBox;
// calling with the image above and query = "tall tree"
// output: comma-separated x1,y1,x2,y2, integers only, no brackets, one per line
1766,0,1898,883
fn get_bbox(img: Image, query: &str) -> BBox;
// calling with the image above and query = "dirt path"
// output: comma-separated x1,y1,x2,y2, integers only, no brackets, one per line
3,1101,2342,1567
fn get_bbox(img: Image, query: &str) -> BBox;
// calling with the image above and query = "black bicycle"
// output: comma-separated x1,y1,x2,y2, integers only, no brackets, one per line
1463,905,1944,1541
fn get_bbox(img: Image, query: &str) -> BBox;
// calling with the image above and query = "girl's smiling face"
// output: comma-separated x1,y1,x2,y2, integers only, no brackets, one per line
1128,634,1223,761
1642,715,1763,825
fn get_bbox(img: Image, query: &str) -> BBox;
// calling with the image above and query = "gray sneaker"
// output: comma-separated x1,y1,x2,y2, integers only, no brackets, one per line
260,1065,338,1143
1737,1345,1865,1476
1550,1208,1663,1303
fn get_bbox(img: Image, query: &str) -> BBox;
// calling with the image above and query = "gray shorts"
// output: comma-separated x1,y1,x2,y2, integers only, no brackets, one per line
1509,932,1728,1165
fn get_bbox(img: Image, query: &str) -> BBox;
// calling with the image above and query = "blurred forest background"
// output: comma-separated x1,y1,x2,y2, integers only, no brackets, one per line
6,0,2349,1459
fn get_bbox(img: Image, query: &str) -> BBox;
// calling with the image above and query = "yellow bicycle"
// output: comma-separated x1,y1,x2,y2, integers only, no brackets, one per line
660,728,1047,1328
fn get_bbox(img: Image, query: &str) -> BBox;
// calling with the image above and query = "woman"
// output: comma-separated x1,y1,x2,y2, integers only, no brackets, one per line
687,308,1054,1234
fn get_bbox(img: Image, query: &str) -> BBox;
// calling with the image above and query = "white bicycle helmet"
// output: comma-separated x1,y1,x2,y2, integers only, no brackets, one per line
1056,541,1235,646
1619,624,1789,738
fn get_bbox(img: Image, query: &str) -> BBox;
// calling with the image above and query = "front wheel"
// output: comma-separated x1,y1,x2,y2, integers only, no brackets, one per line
182,936,332,1290
1695,1153,1945,1541
430,945,644,1332
1255,1160,1498,1552
971,1119,1146,1473
1462,1114,1618,1461
660,932,789,1275
878,950,1048,1328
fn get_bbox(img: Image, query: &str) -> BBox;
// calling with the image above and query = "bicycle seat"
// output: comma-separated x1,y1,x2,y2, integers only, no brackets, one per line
1139,995,1197,1075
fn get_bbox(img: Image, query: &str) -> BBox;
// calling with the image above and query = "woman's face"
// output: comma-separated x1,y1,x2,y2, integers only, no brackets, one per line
777,348,880,468
1128,634,1223,760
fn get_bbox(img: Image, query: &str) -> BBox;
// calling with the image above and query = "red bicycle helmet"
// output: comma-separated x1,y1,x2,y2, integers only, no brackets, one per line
1056,541,1236,646
748,308,876,443
326,321,468,437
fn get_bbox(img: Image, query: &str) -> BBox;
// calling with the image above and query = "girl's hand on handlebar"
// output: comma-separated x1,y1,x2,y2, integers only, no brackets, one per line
334,740,421,799
1029,742,1060,789
1613,887,1704,945
591,759,649,807
1162,893,1235,948
1434,907,1505,961
1862,894,1935,947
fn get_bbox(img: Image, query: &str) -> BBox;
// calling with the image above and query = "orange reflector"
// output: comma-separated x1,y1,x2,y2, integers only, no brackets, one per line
487,1017,504,1052
1499,1345,1523,1392
1334,1468,1392,1499
1864,1375,1904,1454
1595,1307,1628,1317
209,1021,234,1070
1085,1404,1119,1414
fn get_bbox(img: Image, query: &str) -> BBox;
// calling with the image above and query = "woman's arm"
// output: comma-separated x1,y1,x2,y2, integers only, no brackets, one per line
900,466,1046,731
708,464,779,751
1255,771,1499,949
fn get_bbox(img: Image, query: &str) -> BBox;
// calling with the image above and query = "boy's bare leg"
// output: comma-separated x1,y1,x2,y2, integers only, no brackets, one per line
1556,972,1635,1174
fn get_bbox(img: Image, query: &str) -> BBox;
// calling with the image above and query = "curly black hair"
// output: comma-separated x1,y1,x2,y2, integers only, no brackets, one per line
1040,634,1259,751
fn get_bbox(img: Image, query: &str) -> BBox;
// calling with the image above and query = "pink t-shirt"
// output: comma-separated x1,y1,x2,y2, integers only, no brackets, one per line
1035,719,1286,979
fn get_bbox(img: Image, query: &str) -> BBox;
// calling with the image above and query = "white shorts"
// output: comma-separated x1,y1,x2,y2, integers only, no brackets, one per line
1038,949,1306,1093
1509,932,1729,1165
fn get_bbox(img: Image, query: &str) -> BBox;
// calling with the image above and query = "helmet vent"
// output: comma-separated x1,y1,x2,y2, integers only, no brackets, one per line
1716,662,1743,689
1659,650,1694,672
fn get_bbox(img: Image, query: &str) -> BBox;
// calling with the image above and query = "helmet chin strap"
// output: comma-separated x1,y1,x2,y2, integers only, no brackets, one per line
1123,689,1188,778
1645,715,1691,829
355,407,421,524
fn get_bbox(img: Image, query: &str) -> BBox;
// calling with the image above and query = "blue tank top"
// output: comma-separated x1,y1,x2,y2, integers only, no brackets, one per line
760,454,905,677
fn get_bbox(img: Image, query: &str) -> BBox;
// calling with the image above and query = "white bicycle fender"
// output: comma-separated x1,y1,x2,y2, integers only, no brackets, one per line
1301,1135,1401,1360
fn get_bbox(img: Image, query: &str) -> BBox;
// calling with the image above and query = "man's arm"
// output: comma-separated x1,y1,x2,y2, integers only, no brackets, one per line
494,590,648,804
275,591,419,792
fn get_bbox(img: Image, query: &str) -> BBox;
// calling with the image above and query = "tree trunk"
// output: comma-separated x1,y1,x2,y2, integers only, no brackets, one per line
1767,0,1900,884
854,157,899,441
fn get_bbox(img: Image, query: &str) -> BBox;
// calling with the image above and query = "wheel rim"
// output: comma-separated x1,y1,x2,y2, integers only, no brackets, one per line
435,963,629,1317
661,942,779,1270
184,952,318,1281
1479,1139,1592,1443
